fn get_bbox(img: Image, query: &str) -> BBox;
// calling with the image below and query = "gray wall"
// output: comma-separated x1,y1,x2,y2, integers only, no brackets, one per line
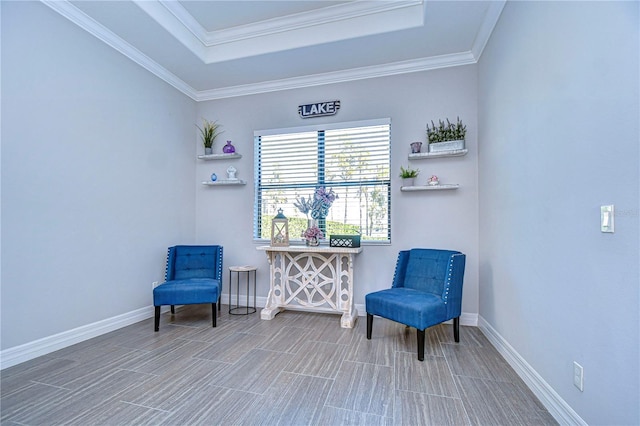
1,1,197,350
3,1,639,423
478,2,639,424
195,67,480,316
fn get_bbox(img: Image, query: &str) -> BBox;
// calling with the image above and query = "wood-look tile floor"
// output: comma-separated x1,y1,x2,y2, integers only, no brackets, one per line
1,305,557,425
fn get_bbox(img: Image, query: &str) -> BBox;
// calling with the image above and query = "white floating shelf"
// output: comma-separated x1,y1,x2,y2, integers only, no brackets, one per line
401,184,459,191
197,153,242,160
408,149,468,160
202,179,247,186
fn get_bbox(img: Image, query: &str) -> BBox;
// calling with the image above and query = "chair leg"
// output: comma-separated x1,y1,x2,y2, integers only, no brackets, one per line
453,317,460,342
366,314,373,339
170,305,175,314
417,328,425,361
212,303,217,327
154,306,160,332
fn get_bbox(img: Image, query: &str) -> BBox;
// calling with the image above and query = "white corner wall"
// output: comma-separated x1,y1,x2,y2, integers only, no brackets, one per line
1,2,197,353
194,67,480,320
478,2,639,425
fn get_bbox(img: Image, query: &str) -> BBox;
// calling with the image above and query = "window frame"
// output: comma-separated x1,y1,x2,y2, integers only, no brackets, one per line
253,118,392,245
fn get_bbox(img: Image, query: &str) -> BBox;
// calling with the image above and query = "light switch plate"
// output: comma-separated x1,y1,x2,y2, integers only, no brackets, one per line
573,361,584,391
601,205,614,233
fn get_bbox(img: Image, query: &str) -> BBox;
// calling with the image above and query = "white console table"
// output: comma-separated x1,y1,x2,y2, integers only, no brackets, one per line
257,245,362,328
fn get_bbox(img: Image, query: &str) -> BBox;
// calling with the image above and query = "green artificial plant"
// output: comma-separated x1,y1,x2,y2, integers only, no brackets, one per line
197,119,224,149
399,165,420,179
426,117,466,143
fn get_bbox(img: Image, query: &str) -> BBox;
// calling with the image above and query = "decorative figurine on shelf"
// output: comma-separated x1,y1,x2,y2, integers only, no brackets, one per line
210,172,217,182
223,140,236,154
428,175,440,186
226,165,237,180
410,141,422,153
271,208,289,247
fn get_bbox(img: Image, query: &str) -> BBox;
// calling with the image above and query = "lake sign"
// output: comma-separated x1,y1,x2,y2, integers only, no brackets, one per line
298,100,340,118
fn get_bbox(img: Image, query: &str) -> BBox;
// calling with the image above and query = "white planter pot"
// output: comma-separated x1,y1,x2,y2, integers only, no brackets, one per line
428,139,465,153
402,178,415,187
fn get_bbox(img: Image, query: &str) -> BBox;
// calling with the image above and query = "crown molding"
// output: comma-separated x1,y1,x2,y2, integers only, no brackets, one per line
41,0,199,100
136,0,425,64
471,0,506,59
195,52,478,101
200,1,424,46
133,0,207,60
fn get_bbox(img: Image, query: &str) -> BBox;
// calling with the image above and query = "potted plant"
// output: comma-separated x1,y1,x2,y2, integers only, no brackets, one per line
426,116,466,153
399,165,419,187
197,118,223,155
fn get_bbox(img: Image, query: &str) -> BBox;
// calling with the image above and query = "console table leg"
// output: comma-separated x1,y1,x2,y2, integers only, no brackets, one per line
260,252,283,320
260,286,282,320
340,306,358,328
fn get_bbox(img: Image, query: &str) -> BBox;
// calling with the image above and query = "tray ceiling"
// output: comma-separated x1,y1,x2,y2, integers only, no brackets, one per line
44,0,505,101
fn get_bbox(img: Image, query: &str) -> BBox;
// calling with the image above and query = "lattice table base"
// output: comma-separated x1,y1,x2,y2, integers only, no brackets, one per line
257,245,362,328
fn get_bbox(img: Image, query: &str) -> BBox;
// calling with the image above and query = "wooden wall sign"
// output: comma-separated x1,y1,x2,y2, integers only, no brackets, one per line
298,100,340,118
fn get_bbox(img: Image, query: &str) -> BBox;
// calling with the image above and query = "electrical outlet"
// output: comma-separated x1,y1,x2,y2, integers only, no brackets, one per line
573,361,584,391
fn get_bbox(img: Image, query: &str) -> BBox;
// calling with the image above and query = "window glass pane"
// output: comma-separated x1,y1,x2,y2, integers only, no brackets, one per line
255,120,390,243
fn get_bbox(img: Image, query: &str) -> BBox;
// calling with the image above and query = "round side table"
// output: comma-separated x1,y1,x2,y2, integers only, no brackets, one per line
228,265,257,315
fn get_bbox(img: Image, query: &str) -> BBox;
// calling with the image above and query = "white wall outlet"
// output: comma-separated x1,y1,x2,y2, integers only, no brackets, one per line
601,205,614,233
573,361,584,391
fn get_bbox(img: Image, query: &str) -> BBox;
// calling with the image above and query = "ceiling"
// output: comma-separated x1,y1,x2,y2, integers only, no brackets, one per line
44,0,505,101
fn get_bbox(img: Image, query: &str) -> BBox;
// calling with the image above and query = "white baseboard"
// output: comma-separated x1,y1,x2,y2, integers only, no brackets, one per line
477,316,586,426
0,306,160,370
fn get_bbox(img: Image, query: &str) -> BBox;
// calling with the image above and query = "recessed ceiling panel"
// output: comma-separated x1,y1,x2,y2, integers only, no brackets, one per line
179,0,349,32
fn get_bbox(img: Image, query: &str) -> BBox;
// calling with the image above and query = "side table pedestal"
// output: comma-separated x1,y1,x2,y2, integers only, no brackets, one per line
228,266,257,315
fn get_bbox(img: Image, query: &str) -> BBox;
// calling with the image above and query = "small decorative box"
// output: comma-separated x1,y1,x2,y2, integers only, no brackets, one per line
329,235,361,248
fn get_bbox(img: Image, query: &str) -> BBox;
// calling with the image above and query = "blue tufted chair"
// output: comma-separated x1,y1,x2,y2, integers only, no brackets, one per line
365,248,466,361
153,245,223,331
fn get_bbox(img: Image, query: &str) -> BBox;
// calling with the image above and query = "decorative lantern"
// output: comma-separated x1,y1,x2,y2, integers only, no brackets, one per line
270,208,289,247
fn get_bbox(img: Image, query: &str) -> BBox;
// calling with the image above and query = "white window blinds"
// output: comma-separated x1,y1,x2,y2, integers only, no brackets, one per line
254,119,391,243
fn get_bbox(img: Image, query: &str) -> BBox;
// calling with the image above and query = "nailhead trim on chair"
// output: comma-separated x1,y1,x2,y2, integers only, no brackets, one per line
164,247,171,282
217,246,223,294
391,251,406,288
443,254,454,304
443,253,464,305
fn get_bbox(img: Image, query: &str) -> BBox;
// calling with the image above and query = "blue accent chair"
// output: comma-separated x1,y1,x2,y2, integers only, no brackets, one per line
153,245,223,332
365,248,466,361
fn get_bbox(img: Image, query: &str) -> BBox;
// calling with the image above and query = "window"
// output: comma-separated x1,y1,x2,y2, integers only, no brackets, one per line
254,118,391,243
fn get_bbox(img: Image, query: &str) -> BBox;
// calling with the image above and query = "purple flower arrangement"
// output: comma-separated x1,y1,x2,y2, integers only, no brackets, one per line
302,226,324,240
310,187,337,219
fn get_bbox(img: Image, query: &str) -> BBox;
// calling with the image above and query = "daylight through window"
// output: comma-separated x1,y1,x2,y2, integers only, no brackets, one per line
254,119,391,243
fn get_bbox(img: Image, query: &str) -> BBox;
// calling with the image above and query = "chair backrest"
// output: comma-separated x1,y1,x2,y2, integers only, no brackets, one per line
165,245,223,281
392,248,465,298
